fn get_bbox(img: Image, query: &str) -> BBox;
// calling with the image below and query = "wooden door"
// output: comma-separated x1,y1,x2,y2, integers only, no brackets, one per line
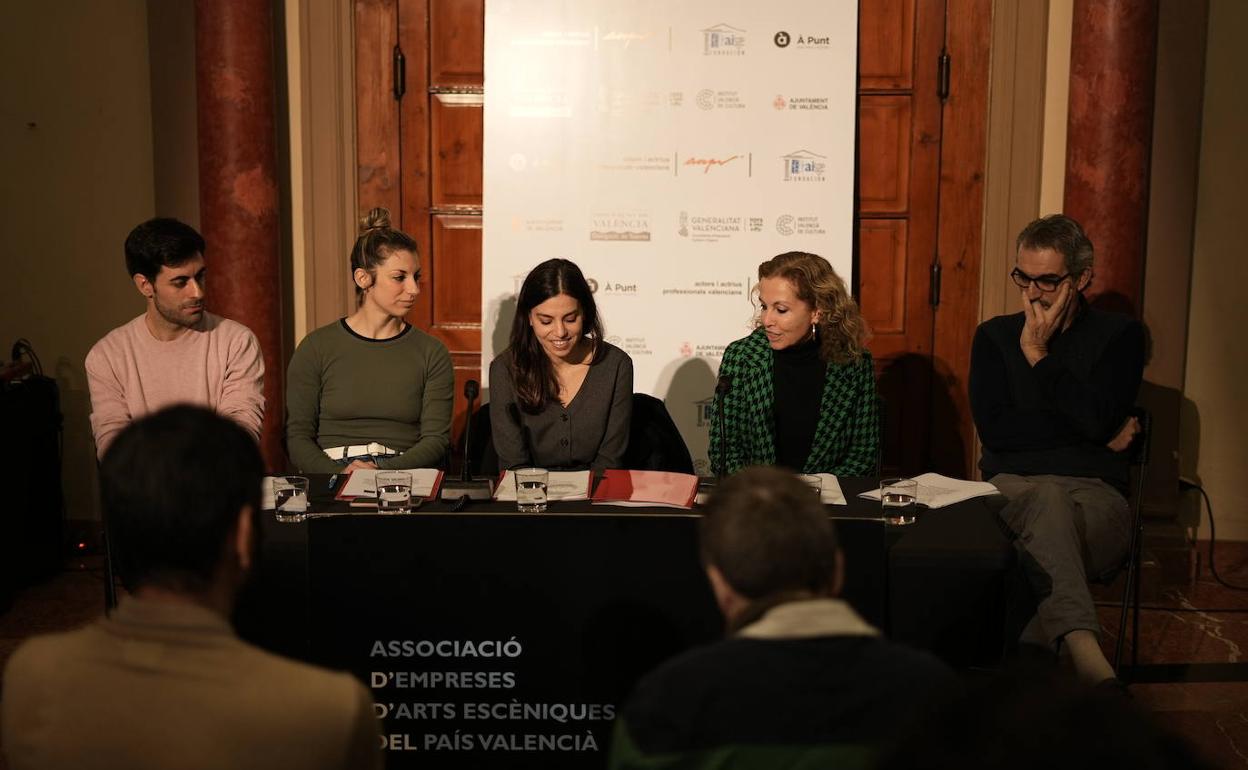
356,0,985,476
357,0,485,450
858,0,945,476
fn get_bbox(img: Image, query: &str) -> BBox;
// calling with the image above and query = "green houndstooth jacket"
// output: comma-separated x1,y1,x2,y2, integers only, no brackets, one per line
710,328,879,476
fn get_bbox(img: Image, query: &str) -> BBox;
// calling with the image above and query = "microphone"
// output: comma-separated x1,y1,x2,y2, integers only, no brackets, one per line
715,375,732,479
440,379,495,503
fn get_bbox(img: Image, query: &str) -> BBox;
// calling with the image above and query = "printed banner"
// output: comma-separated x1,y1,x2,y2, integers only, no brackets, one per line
483,0,859,473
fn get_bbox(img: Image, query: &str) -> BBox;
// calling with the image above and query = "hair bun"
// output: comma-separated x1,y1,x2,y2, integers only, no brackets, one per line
360,207,393,233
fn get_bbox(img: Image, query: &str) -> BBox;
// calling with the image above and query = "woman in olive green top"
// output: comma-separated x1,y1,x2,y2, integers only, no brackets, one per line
285,208,453,474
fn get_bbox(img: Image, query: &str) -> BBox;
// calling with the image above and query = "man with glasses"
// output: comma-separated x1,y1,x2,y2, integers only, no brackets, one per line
969,214,1145,689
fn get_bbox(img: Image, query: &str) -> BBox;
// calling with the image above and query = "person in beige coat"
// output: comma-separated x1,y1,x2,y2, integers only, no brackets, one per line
1,406,381,770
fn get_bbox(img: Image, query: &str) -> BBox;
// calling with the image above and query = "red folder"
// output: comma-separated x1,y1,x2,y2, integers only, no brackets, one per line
590,470,698,509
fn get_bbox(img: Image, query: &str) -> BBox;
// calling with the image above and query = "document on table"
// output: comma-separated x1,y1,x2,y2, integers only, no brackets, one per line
857,472,1000,509
337,468,442,499
493,470,592,502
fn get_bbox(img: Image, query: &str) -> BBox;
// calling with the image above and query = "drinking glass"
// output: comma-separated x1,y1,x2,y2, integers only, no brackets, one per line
515,468,549,513
375,471,413,514
273,476,309,523
880,477,919,526
798,474,823,498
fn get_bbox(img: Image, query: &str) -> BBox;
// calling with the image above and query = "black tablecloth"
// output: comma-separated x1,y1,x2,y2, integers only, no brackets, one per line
235,474,1014,770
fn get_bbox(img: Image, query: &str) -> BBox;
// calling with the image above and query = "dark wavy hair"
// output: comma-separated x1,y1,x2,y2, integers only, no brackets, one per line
507,259,605,413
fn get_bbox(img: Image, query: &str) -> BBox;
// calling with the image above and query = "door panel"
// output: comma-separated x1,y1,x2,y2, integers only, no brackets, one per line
431,94,484,208
858,96,913,215
858,219,908,339
860,0,916,89
430,214,483,352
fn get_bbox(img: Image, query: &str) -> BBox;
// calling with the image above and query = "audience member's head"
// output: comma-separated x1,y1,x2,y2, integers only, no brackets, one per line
1015,214,1094,278
100,405,263,603
124,217,206,282
878,670,1212,770
700,466,841,630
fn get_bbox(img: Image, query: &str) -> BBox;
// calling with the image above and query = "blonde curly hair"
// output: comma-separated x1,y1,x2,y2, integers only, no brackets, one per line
755,251,869,364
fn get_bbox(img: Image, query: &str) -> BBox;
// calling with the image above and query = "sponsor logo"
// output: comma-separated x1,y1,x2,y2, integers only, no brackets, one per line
601,281,640,295
682,154,743,174
598,155,673,173
662,279,747,296
680,342,694,357
590,210,652,242
701,23,746,55
678,212,744,243
773,94,830,112
620,336,652,355
696,89,745,111
669,91,684,107
509,89,572,118
510,216,565,233
599,30,652,48
606,335,622,346
775,214,827,236
773,31,833,50
781,149,827,181
586,278,600,293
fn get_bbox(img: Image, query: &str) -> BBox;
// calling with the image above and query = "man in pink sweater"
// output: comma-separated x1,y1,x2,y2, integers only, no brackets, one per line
86,218,264,457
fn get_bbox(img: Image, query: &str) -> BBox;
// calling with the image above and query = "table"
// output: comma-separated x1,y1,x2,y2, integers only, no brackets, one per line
236,475,1014,769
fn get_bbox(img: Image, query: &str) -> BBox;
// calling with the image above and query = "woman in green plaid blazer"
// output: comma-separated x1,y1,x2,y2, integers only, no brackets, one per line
710,252,879,476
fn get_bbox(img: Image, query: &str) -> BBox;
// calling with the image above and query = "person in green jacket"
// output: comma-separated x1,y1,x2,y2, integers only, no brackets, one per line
285,207,453,474
710,251,878,477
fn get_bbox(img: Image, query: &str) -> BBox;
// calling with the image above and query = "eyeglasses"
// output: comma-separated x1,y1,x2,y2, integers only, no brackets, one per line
1010,268,1071,293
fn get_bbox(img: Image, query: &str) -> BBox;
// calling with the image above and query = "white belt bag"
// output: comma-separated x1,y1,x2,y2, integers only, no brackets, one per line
323,443,398,460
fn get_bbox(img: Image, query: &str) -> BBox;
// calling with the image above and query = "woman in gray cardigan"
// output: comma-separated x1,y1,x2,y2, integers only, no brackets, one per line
488,259,633,472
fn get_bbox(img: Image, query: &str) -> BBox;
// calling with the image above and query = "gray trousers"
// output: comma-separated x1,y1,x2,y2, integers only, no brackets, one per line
991,474,1132,647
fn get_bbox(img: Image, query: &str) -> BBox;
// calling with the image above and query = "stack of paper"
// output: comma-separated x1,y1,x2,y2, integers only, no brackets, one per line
857,472,1000,509
493,470,593,502
335,468,444,501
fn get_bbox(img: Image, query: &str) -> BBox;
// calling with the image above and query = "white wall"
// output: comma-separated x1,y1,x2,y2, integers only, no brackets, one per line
1184,0,1248,540
0,2,157,527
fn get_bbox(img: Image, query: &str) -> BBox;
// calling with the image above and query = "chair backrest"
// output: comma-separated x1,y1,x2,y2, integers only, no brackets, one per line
466,402,499,478
623,394,695,474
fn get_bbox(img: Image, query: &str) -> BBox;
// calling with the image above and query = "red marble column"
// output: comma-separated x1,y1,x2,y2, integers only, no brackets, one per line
1064,0,1158,317
195,0,285,470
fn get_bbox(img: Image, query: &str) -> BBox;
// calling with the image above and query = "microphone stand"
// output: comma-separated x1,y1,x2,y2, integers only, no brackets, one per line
441,380,495,506
715,376,732,480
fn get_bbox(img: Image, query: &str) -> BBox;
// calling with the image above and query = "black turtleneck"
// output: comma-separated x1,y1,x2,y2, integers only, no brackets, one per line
773,337,827,471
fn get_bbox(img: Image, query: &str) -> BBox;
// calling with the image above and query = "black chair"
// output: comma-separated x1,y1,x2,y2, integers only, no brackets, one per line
623,394,694,474
1113,407,1152,674
465,402,500,478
